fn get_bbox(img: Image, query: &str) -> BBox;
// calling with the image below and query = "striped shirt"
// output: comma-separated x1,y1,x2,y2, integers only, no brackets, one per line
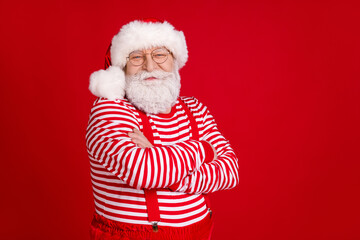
86,96,239,227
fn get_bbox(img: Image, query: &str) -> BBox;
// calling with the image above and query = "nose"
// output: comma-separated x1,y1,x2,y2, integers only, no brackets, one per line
143,54,157,72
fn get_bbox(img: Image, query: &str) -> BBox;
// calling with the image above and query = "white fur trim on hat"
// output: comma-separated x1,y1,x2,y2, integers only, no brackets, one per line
111,20,188,69
89,66,126,100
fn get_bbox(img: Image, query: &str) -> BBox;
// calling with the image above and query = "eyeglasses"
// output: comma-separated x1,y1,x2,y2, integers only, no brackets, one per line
126,48,172,66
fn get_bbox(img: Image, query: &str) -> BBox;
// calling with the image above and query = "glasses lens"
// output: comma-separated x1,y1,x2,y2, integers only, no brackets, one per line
152,48,169,64
129,51,144,66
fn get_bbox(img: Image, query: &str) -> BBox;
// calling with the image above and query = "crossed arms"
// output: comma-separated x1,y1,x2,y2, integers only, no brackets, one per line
86,97,239,194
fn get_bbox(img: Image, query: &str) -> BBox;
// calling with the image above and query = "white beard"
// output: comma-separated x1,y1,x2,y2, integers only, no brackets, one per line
125,69,181,114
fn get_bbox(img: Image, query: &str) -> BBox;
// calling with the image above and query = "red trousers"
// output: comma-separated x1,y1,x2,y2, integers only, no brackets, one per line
90,212,214,240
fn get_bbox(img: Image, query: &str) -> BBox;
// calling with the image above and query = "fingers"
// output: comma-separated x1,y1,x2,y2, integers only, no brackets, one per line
128,135,146,148
128,128,153,148
211,142,218,160
135,139,152,148
133,128,142,134
128,129,145,141
205,140,217,161
132,139,148,148
128,131,142,141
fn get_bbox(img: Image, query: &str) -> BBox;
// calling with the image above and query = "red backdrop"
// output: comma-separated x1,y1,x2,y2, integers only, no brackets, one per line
1,1,359,239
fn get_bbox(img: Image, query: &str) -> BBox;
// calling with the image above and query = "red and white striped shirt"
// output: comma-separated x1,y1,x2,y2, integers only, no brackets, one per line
86,96,239,227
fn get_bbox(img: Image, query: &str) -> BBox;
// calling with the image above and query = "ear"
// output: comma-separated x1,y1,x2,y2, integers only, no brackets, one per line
89,66,126,101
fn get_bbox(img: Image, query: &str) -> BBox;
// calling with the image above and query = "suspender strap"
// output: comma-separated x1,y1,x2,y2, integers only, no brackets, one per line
143,188,160,231
178,99,199,141
179,99,212,210
137,110,155,145
137,110,160,231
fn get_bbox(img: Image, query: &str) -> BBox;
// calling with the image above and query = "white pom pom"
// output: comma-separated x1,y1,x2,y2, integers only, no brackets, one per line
89,66,126,101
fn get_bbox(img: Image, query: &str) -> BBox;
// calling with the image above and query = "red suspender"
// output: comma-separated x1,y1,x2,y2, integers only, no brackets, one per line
137,110,161,232
178,99,200,141
137,110,155,145
178,99,212,210
137,98,211,232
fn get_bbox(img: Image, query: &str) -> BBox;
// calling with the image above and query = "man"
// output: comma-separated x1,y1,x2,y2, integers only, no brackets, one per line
86,19,239,240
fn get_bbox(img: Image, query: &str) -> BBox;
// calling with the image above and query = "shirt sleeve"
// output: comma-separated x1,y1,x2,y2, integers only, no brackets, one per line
169,98,239,194
85,98,213,190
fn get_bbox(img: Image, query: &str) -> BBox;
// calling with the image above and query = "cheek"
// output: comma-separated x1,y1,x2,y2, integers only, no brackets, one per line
162,59,174,72
125,65,140,75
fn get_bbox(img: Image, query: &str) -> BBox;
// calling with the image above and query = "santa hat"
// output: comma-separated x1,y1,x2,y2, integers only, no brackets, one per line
89,19,188,100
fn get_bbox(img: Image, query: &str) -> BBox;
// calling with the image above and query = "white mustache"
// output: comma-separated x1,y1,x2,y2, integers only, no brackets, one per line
134,70,174,81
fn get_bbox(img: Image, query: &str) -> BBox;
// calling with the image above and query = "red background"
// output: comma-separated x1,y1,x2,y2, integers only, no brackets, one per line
1,0,359,239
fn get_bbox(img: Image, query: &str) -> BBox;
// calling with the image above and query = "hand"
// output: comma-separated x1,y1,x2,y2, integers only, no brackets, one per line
208,141,218,161
128,128,153,148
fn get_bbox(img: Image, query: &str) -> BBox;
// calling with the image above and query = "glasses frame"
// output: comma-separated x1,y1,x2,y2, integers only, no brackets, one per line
126,48,172,66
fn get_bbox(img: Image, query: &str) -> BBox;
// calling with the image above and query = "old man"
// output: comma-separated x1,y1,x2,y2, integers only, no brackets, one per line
86,19,239,240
